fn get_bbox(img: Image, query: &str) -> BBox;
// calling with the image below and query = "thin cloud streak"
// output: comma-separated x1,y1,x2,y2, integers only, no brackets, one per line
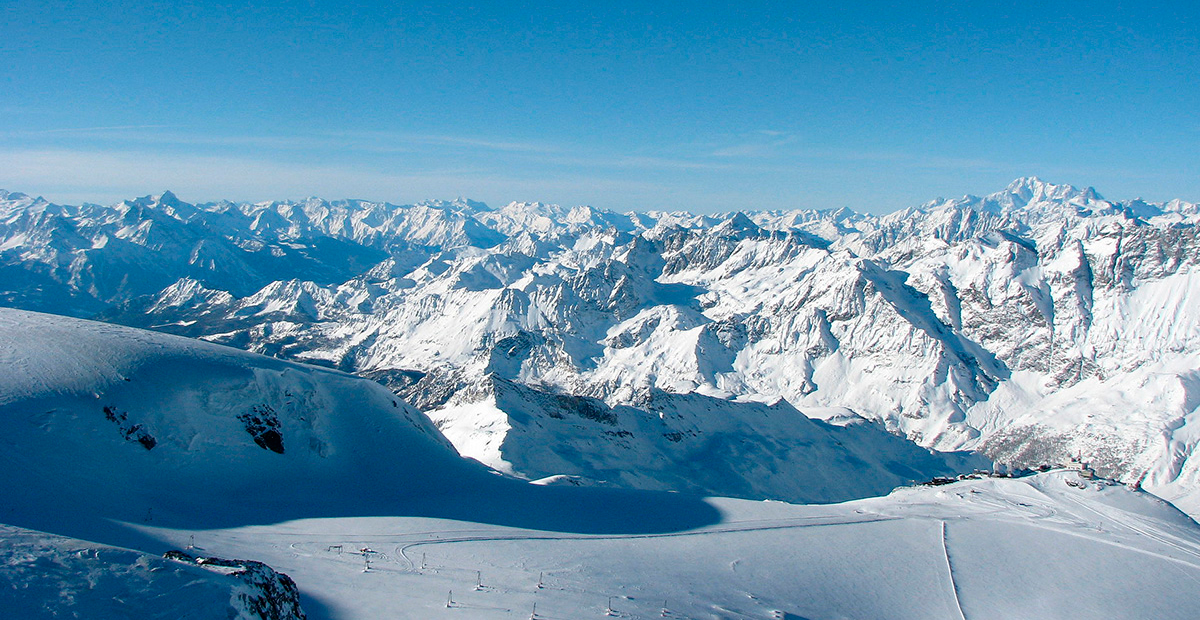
0,124,1010,179
707,132,802,158
0,148,673,208
0,142,1043,215
530,152,735,172
0,126,363,152
19,125,174,136
0,126,564,156
399,134,563,154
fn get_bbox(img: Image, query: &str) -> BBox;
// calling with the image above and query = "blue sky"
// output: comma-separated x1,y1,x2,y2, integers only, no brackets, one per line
1,1,1197,213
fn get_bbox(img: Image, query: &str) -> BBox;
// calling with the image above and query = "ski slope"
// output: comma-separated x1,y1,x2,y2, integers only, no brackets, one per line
4,308,1200,619
136,472,1200,620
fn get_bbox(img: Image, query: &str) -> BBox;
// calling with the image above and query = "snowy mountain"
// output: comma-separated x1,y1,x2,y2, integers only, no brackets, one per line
4,179,1200,514
4,309,1200,619
0,308,718,539
0,307,972,519
424,375,982,502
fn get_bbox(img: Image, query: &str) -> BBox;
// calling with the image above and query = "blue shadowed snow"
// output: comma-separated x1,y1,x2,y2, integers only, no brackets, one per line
0,308,721,552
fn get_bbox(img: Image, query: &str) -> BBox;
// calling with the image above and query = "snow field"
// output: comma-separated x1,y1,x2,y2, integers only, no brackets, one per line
130,472,1200,620
5,309,1200,618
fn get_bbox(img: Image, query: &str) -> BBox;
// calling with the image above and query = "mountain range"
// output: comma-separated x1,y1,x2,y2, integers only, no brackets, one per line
3,177,1199,514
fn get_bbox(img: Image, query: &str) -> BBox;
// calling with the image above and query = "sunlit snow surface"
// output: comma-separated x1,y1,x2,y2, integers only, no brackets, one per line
4,308,1200,619
130,472,1200,620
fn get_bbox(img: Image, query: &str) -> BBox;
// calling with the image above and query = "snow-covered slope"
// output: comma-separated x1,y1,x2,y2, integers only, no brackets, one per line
135,470,1200,620
0,306,465,537
0,524,305,620
426,375,984,503
5,309,1200,619
0,308,720,542
5,178,1200,514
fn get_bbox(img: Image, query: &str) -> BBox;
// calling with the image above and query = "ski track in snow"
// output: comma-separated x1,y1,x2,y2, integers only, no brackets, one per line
1050,487,1200,562
940,520,968,620
197,480,1200,620
269,512,906,572
226,478,1200,619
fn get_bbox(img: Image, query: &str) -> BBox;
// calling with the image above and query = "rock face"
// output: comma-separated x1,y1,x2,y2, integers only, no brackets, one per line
4,179,1200,511
164,550,306,620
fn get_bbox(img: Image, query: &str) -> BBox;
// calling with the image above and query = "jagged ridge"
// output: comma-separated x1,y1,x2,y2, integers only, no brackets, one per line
4,179,1200,513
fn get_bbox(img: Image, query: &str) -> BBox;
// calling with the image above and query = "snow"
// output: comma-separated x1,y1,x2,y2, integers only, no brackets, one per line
6,181,1200,507
3,309,1200,618
7,180,1200,615
426,375,985,504
429,395,517,476
0,524,299,620
113,470,1200,620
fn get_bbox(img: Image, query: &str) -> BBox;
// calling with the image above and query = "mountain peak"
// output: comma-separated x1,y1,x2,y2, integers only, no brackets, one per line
1005,176,1048,191
713,211,761,237
123,190,201,221
131,190,186,208
999,177,1101,205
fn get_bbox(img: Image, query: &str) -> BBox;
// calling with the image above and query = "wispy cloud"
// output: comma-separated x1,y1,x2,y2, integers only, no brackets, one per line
613,155,732,171
399,134,562,154
1,128,1113,214
709,143,777,158
0,148,431,203
0,125,355,152
0,147,675,208
0,125,570,157
18,124,174,136
707,131,802,158
1,125,759,175
527,152,734,172
694,130,1011,174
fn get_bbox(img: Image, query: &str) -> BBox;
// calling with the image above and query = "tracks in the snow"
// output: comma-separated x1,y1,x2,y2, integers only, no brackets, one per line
389,513,902,571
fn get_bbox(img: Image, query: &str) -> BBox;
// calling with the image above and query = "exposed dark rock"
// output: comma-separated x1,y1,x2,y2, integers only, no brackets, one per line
239,404,285,454
165,550,306,620
102,405,157,450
